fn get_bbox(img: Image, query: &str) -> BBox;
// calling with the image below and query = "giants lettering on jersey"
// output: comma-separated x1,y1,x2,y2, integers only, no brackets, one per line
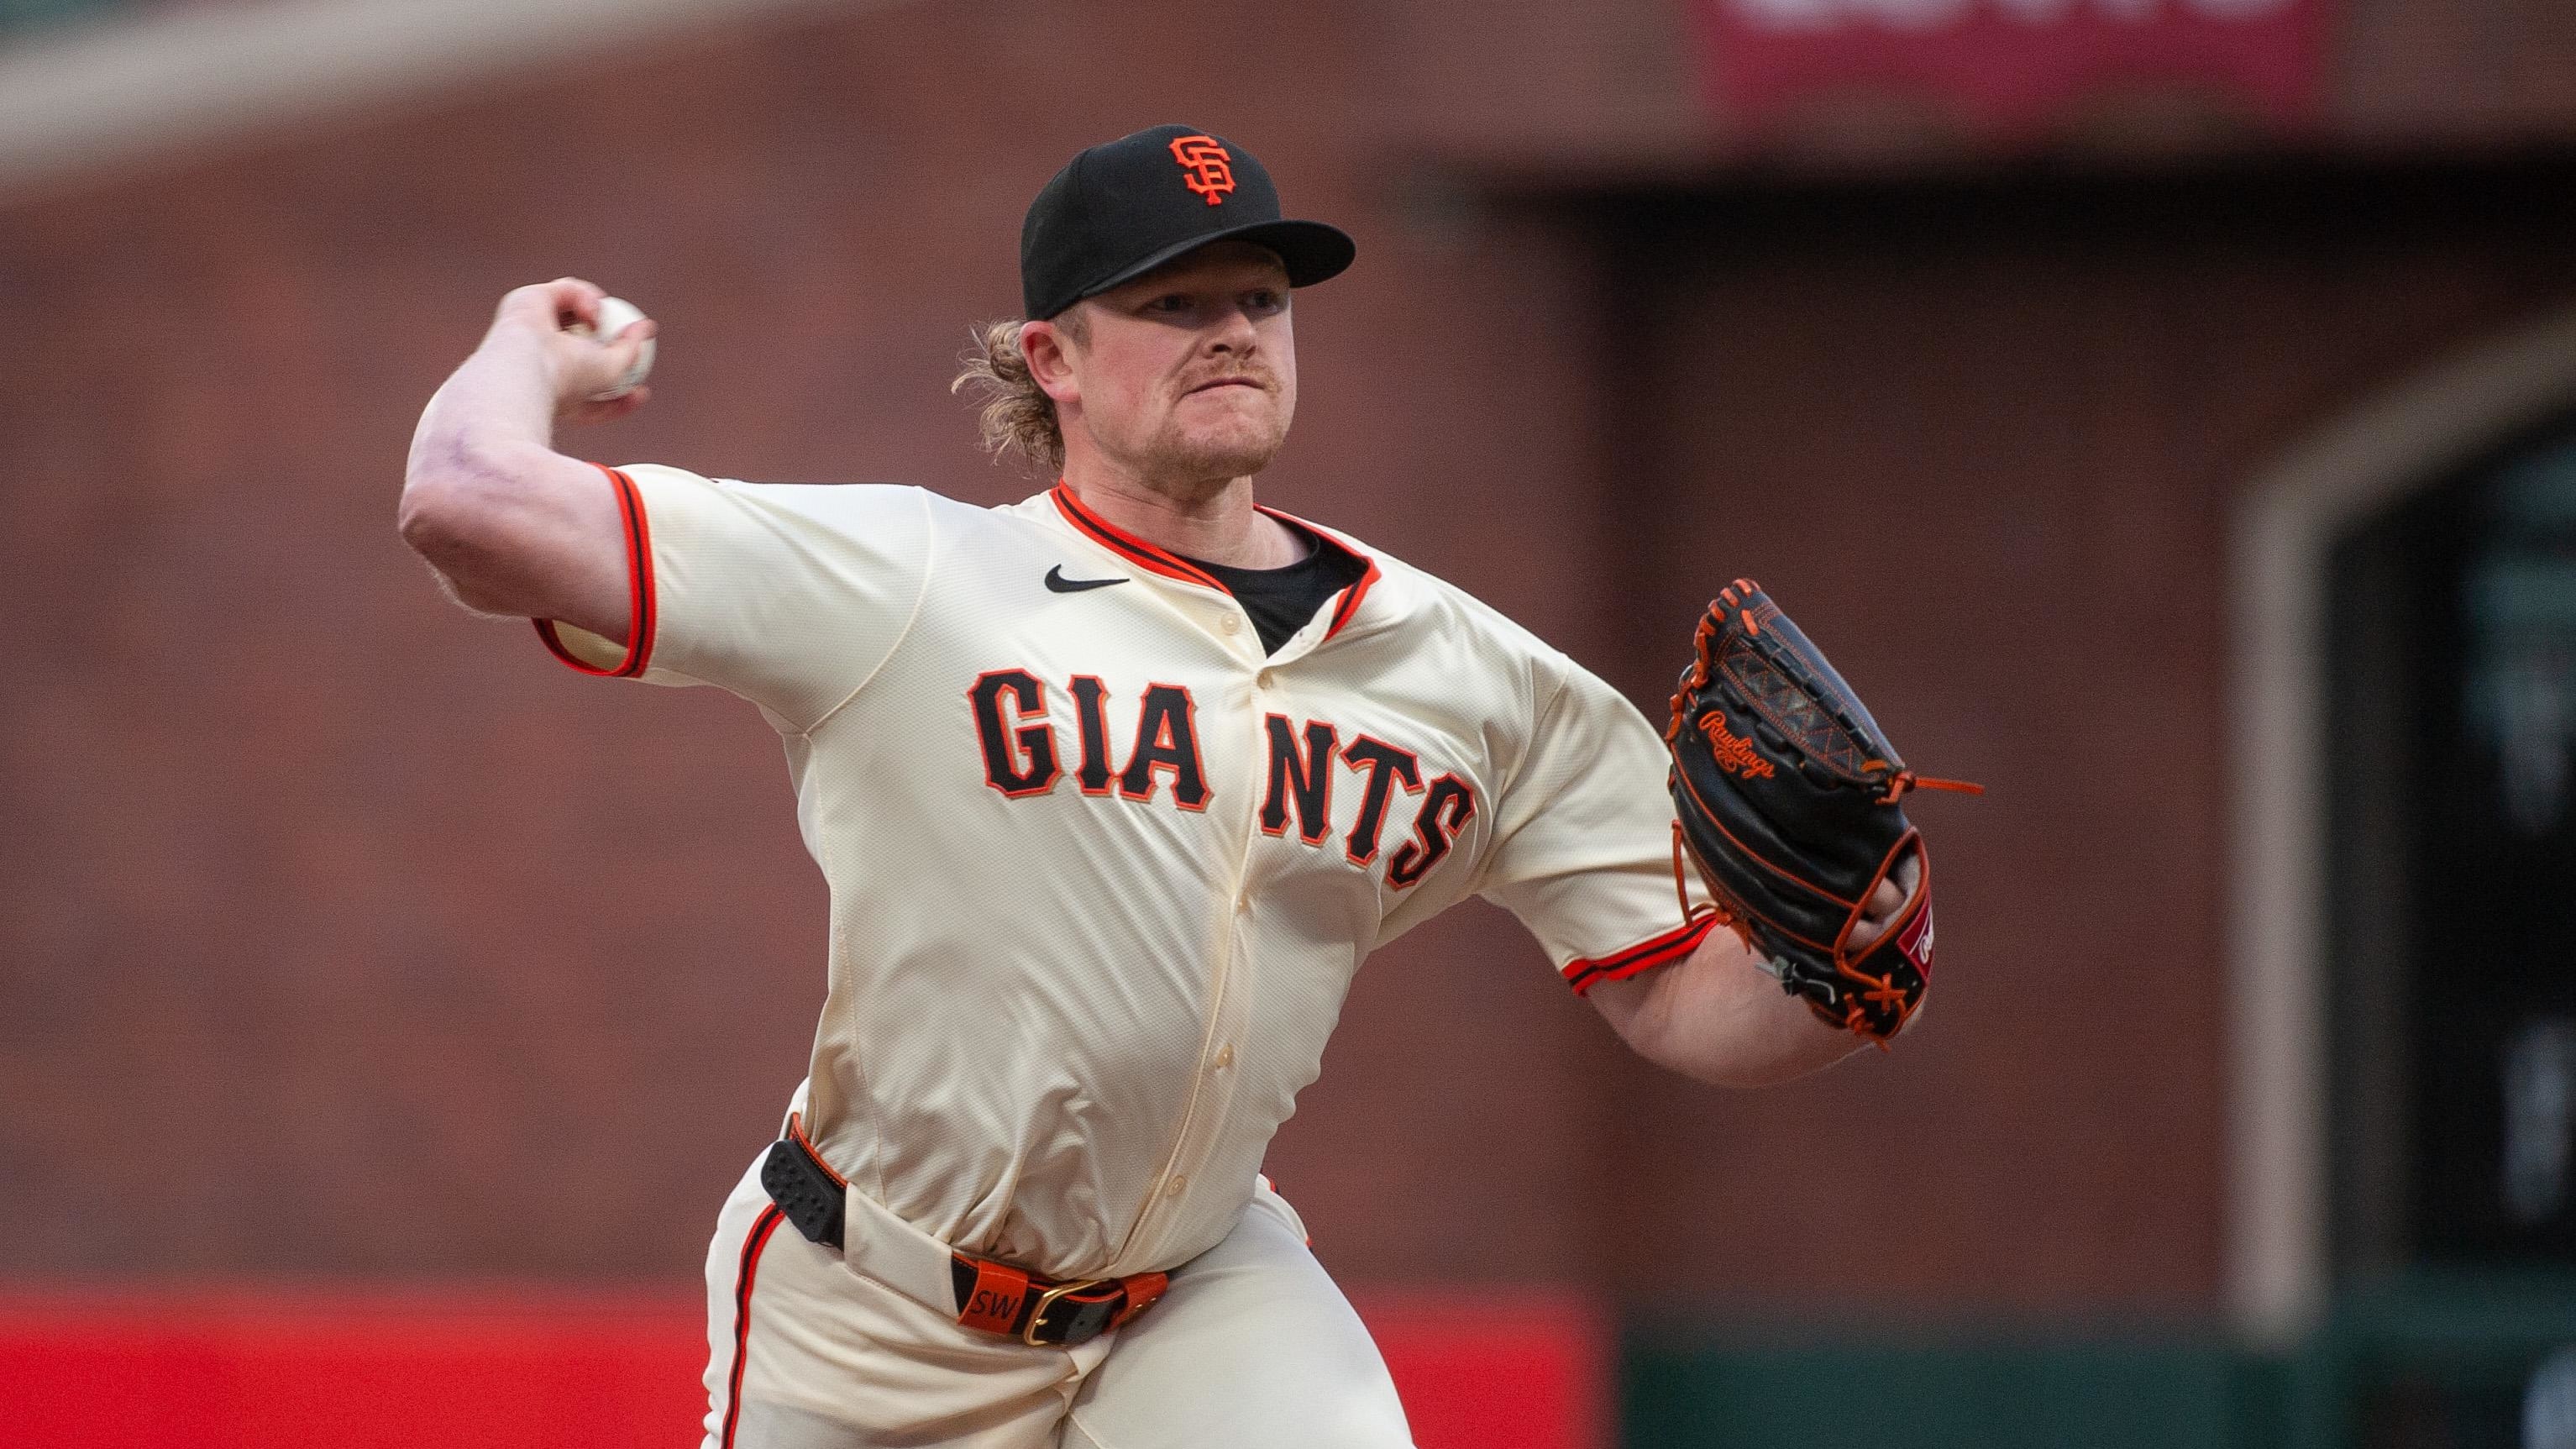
968,673,1473,888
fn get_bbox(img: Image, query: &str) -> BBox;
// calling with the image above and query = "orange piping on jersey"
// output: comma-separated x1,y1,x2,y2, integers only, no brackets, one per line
1319,558,1380,641
1254,500,1381,642
1561,913,1720,995
1048,484,1384,639
1049,483,1227,591
533,465,658,678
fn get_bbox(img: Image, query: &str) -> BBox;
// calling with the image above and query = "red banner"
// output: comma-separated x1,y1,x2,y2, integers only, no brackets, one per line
1700,0,2332,143
0,1289,1607,1449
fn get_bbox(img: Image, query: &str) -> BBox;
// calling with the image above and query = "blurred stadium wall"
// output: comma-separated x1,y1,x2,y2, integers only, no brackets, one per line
5,1,2576,1445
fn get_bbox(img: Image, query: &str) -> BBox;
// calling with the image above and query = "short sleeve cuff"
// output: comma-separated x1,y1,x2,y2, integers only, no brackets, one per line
1560,913,1718,996
531,464,657,678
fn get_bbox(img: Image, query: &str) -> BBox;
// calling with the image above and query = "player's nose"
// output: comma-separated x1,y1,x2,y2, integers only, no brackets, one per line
1204,302,1260,354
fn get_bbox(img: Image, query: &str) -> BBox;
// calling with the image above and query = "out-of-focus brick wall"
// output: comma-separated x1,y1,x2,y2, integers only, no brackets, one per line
5,0,2576,1318
0,0,1632,1287
1574,162,2576,1308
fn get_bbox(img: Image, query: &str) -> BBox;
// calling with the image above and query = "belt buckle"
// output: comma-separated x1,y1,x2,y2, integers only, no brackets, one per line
1021,1278,1113,1347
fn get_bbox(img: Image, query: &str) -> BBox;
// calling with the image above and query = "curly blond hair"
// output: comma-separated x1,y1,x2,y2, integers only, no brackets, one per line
951,312,1086,473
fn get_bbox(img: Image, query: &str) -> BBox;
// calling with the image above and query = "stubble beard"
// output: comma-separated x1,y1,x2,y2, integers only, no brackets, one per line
1135,399,1292,499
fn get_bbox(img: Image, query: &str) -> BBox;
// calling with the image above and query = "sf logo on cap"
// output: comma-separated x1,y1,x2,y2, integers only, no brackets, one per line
1168,135,1235,206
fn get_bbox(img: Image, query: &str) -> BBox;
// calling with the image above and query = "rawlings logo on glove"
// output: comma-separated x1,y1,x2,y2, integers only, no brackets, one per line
1666,580,1979,1042
1695,711,1776,781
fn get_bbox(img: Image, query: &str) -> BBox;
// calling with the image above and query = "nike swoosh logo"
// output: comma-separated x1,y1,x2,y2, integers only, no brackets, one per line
1045,565,1128,594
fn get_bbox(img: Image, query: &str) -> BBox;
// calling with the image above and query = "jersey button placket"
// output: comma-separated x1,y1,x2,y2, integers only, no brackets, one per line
1131,952,1250,1264
1121,680,1262,1271
1163,719,1264,1261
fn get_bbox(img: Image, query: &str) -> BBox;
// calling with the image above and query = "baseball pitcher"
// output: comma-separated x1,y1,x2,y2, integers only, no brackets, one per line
398,123,1963,1449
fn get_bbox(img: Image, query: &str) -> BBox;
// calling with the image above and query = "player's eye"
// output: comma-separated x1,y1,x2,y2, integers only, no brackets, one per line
1146,292,1194,314
1246,289,1284,314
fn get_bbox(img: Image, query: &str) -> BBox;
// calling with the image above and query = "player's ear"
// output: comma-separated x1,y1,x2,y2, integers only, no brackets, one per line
1022,313,1083,406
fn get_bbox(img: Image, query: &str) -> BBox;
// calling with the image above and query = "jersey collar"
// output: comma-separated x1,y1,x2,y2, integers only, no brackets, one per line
1047,481,1381,643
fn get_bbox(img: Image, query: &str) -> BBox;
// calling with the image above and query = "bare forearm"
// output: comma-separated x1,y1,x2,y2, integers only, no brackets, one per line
1589,930,1861,1087
400,327,569,612
405,322,562,497
396,280,651,634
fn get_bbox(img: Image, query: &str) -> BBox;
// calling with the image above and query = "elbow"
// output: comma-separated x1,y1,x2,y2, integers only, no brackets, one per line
396,477,458,559
396,501,499,615
396,472,486,582
397,448,528,614
397,437,548,564
400,436,491,556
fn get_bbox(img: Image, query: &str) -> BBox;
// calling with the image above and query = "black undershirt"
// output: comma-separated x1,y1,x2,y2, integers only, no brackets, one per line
1180,524,1371,655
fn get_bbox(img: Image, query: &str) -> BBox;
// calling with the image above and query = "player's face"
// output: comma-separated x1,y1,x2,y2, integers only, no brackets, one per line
1056,243,1297,492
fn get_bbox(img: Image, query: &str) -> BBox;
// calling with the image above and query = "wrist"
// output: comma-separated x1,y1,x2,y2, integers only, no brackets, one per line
442,323,569,445
485,317,572,407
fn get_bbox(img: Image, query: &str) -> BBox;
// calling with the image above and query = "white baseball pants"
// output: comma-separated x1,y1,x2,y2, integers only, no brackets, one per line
698,1152,1416,1448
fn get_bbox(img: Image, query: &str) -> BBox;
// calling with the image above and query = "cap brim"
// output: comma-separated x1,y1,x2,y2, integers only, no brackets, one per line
1065,218,1355,312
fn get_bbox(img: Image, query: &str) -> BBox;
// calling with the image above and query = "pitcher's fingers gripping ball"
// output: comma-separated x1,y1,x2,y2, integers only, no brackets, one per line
1666,580,1981,1041
565,294,655,400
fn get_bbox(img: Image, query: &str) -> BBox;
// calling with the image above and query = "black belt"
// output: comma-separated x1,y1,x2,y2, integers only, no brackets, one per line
758,1125,1168,1348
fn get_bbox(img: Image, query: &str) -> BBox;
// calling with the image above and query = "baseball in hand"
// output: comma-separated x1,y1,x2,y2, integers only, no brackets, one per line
568,295,654,401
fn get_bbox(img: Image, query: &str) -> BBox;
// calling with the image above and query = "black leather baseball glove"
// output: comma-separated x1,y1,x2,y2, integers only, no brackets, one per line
1666,579,1979,1042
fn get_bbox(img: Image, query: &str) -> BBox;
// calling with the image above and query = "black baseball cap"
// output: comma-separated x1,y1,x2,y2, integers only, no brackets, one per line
1020,123,1356,321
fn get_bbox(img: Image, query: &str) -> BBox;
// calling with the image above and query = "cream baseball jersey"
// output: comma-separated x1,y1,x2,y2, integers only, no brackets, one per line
540,463,1717,1281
